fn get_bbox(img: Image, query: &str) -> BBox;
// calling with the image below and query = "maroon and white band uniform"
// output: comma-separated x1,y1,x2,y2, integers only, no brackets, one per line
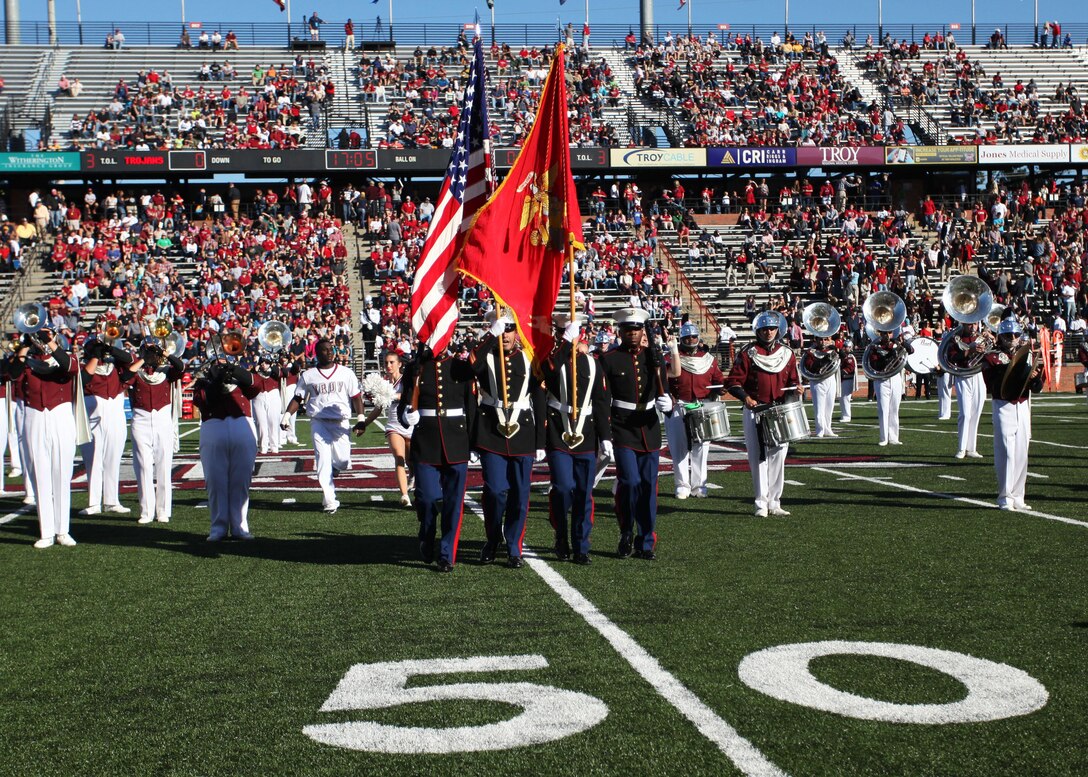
0,359,12,493
936,365,953,420
280,367,300,445
11,347,78,542
726,342,800,513
981,352,1044,510
193,365,260,540
803,342,838,437
81,354,131,513
663,345,725,497
123,355,185,523
251,366,281,454
838,347,856,422
948,327,986,456
869,340,905,445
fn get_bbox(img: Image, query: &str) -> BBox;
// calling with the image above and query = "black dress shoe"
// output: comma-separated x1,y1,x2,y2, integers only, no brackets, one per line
419,539,435,564
480,542,496,564
436,559,453,573
573,553,592,565
640,550,657,561
617,534,634,558
507,556,524,569
555,540,571,561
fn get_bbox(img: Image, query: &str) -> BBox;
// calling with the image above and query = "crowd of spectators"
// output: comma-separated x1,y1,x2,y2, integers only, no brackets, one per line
28,183,356,368
357,38,621,149
630,31,893,147
59,56,332,151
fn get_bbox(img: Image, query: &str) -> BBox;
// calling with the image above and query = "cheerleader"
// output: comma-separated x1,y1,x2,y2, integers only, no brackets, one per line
359,351,413,506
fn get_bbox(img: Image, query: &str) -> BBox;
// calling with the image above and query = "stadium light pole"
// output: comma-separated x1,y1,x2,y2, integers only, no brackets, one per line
784,0,789,37
75,0,82,45
878,0,882,47
181,0,186,25
686,0,692,38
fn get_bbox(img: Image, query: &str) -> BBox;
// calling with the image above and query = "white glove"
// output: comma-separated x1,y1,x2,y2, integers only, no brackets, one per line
563,321,580,342
535,448,546,463
599,439,614,462
279,411,291,431
469,451,480,465
405,409,421,426
655,395,673,414
489,312,513,337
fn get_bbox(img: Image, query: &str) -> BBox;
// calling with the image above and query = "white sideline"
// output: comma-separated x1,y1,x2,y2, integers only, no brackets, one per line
0,505,33,526
464,497,787,777
811,467,1088,530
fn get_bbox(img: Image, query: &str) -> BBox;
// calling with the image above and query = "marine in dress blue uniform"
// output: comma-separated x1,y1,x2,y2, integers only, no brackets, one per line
471,312,545,569
597,308,673,560
400,344,477,573
541,314,612,564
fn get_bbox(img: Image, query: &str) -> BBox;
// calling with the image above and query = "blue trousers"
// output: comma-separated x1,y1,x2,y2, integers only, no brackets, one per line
547,450,596,555
480,451,532,558
415,461,468,566
614,446,659,553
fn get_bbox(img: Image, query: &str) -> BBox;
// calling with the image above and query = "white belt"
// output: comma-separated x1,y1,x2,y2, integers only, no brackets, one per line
612,399,654,411
548,398,592,417
418,408,465,417
480,397,532,412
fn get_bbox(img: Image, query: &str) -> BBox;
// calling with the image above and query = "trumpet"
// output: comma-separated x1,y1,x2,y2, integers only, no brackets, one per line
13,302,50,353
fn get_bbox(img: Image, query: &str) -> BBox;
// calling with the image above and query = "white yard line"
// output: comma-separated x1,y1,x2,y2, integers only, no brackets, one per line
849,419,1088,451
463,496,786,777
811,466,1088,530
0,504,32,526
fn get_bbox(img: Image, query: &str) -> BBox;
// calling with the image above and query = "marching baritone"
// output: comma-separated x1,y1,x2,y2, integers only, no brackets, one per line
981,318,1044,511
802,335,839,438
471,311,545,569
11,330,79,548
664,322,725,498
598,307,672,560
726,311,800,517
838,341,856,423
947,321,988,459
193,358,260,541
80,336,137,515
281,338,364,515
121,340,184,524
542,314,612,564
868,330,910,446
400,344,477,573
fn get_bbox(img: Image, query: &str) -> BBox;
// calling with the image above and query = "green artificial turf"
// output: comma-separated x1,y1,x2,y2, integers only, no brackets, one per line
0,394,1085,776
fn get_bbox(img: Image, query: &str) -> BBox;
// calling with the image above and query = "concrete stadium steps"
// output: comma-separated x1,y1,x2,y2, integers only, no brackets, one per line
852,45,1088,143
47,46,328,149
0,46,52,131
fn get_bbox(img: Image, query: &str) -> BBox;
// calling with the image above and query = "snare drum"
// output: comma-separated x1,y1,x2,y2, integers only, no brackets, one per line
686,401,730,442
754,399,810,447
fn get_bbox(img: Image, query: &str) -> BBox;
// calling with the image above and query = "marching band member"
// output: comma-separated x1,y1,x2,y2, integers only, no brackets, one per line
1079,337,1088,405
599,307,672,560
726,311,800,517
358,351,413,507
803,334,839,438
838,341,856,423
279,356,301,446
79,336,136,515
281,338,364,515
11,330,78,548
936,366,953,421
664,322,724,498
542,314,612,564
949,322,987,459
193,358,260,541
868,330,909,446
0,348,13,495
472,311,545,569
4,334,23,487
981,319,1044,511
252,359,282,455
400,343,477,573
12,364,33,504
122,340,183,524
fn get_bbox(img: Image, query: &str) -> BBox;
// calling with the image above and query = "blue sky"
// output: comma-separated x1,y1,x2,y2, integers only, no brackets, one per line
25,0,1083,28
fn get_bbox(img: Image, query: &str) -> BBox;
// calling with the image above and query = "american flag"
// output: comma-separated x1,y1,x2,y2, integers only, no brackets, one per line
410,37,493,354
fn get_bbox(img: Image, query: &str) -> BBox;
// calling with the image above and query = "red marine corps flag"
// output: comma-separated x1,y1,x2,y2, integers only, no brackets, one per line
457,43,584,366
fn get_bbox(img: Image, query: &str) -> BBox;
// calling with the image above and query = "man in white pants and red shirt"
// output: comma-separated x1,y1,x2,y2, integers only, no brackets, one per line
950,322,987,459
282,339,365,514
122,341,183,524
80,337,136,515
11,330,78,548
664,322,725,499
981,318,1044,511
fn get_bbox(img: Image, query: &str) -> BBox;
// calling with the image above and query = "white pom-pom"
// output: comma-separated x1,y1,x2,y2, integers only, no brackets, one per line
362,372,396,410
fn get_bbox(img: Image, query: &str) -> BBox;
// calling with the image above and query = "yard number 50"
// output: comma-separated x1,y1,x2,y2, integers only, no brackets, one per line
303,654,608,754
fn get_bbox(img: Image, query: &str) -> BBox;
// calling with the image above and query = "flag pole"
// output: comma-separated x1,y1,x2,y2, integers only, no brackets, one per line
568,235,579,425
